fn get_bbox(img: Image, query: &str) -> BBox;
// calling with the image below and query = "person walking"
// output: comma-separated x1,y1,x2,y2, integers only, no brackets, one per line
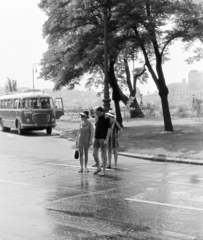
92,106,111,176
105,110,123,169
76,110,94,173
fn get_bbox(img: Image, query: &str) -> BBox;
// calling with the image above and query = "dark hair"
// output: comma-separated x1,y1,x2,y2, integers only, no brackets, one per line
83,110,89,118
95,106,103,112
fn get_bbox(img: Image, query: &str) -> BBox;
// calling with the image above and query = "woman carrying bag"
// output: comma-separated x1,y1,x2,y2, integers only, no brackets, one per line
76,110,94,173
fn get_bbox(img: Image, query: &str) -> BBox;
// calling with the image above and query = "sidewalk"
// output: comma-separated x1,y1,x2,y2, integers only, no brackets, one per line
55,116,203,165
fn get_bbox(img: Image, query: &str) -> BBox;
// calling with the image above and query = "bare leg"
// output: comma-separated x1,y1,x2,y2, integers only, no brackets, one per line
84,147,89,171
108,147,112,167
93,147,101,170
79,147,84,172
113,148,118,167
100,143,107,174
100,150,104,167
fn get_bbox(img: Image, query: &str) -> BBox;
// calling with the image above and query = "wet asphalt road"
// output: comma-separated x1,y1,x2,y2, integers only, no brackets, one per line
0,129,203,239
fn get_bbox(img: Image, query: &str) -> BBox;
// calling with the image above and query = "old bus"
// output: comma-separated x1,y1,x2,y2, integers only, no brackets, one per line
0,89,64,135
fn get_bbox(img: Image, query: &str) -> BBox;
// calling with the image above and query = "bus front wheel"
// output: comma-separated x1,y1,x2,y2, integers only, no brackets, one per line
18,123,24,135
46,127,52,135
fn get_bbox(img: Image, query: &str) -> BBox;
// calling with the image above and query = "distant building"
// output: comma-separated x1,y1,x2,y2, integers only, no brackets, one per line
167,78,188,93
188,70,203,91
142,70,203,107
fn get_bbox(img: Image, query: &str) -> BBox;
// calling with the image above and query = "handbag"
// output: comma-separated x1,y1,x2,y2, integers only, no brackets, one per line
74,149,79,159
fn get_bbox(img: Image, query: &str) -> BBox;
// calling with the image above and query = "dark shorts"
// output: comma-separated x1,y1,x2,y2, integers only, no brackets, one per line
93,139,107,149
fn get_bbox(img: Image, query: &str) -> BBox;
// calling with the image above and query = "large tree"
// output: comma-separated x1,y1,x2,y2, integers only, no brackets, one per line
38,0,145,126
39,0,203,131
114,0,203,131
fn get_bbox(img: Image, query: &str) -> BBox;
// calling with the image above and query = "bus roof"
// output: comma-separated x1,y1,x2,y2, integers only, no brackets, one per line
0,90,51,100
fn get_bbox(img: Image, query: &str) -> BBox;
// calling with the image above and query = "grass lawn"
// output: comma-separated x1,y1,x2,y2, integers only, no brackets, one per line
55,116,203,160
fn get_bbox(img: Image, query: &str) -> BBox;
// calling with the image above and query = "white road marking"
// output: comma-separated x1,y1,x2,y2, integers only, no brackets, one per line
0,180,30,186
46,163,115,171
47,163,80,168
156,179,203,188
125,198,203,212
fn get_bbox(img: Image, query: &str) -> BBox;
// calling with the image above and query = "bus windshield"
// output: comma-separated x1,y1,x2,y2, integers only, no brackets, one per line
22,98,54,109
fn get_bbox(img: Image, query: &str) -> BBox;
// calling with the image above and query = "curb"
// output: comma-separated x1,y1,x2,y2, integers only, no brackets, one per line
118,152,203,166
53,130,203,166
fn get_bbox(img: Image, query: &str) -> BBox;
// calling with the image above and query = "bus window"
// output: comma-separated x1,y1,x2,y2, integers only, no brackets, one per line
55,98,63,109
22,98,40,109
22,99,32,109
0,100,2,109
4,100,8,109
18,99,22,109
7,99,12,109
1,100,4,109
13,99,19,109
40,98,53,109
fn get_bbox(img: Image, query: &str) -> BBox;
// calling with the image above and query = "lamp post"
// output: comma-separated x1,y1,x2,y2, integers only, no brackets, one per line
140,94,143,105
102,0,111,112
192,94,195,103
32,63,38,90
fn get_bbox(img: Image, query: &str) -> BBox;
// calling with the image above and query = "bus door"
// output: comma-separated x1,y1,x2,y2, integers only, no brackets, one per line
54,98,64,119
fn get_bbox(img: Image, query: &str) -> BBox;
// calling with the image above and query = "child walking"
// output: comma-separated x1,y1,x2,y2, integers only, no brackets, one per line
76,110,94,173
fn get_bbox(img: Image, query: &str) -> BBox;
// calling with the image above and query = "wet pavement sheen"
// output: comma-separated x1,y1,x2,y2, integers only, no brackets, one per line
0,130,203,239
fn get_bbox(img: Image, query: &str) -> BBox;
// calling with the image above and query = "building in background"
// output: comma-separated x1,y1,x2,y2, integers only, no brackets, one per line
167,78,188,93
188,70,203,91
142,70,203,108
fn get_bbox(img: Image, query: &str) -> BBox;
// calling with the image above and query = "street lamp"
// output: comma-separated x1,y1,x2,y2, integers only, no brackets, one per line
140,94,143,105
102,0,111,112
32,63,38,89
192,94,195,103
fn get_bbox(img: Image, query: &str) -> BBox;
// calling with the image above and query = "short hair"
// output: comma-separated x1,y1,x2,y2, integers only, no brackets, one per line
94,106,103,112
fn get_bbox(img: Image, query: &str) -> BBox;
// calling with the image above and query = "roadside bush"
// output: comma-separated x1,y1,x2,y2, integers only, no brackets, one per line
176,102,203,118
144,103,161,116
192,98,203,117
176,105,191,118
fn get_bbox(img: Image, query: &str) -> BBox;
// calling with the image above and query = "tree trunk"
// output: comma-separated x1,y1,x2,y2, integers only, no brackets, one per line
130,96,144,118
123,58,144,118
114,100,123,127
137,28,174,131
157,71,173,131
159,93,173,131
108,61,123,127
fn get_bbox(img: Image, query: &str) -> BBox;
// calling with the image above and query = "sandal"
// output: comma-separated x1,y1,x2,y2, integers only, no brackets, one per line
85,168,89,173
93,169,101,175
78,169,83,173
107,165,111,169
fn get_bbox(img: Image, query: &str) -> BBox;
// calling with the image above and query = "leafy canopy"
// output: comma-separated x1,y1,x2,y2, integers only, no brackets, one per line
38,0,203,91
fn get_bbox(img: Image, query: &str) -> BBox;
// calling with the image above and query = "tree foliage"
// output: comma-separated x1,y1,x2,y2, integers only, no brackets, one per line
38,0,203,130
4,78,17,93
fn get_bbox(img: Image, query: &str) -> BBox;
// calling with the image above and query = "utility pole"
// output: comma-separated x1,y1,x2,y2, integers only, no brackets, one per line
32,63,38,89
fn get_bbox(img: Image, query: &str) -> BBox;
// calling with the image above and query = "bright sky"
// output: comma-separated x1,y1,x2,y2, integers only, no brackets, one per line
0,0,51,90
0,1,203,95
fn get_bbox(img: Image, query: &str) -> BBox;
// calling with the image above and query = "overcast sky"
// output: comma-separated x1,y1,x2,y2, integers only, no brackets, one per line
0,0,203,95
